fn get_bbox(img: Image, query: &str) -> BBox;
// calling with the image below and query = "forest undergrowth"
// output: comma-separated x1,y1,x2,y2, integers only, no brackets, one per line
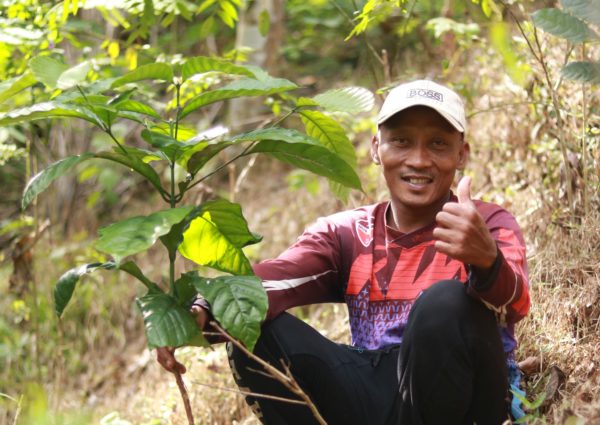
1,5,599,423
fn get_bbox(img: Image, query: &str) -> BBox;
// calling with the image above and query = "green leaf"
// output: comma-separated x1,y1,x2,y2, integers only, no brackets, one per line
141,129,211,167
159,207,201,262
116,146,163,164
57,61,92,89
54,262,116,316
186,141,230,175
118,261,158,291
22,153,94,209
532,8,598,43
141,129,182,162
299,111,357,167
111,63,174,88
249,140,362,190
180,76,297,119
0,102,106,128
96,207,194,261
94,149,164,193
151,122,198,142
299,110,357,201
173,273,200,306
181,56,254,81
197,200,262,248
0,73,37,104
258,9,270,36
231,127,318,145
29,56,68,89
113,99,162,120
310,87,374,113
561,61,600,83
561,0,600,26
187,273,267,350
136,291,208,349
179,200,261,275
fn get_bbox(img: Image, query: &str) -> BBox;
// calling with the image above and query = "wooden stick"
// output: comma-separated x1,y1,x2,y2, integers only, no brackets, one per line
174,371,195,425
190,380,306,405
210,321,327,425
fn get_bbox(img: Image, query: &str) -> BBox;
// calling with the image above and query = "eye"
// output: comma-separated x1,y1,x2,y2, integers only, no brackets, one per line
390,137,410,146
431,139,448,149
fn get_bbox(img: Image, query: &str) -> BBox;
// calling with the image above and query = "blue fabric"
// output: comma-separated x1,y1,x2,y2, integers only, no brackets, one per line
508,358,526,421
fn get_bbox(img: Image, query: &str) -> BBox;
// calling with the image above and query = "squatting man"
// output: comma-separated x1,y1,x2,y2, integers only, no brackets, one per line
157,80,530,425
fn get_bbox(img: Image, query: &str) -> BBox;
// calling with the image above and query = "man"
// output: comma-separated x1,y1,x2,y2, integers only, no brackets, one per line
158,80,530,425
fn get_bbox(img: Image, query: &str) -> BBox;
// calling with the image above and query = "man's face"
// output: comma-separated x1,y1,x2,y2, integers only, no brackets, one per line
372,105,469,214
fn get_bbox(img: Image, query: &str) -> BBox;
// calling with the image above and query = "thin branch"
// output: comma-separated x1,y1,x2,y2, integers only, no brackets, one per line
505,1,575,214
190,380,306,405
175,371,195,425
210,321,327,425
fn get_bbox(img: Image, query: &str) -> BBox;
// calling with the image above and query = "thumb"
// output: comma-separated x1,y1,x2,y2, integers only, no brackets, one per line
457,175,473,205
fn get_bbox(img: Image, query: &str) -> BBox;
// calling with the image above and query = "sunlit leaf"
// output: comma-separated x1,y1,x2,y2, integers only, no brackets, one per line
561,61,600,83
151,122,197,142
0,73,37,104
22,153,94,209
299,111,356,167
181,56,254,81
0,102,106,128
532,8,598,43
299,110,357,201
561,0,600,26
54,262,116,316
29,56,68,89
96,206,193,261
111,63,174,88
180,76,297,119
179,200,261,275
310,87,374,113
248,140,362,190
136,290,208,349
57,61,92,89
186,272,267,350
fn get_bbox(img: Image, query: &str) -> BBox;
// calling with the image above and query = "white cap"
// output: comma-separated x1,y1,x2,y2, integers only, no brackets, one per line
377,80,466,132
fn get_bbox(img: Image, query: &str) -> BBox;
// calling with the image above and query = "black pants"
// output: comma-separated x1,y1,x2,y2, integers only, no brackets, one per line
227,280,509,425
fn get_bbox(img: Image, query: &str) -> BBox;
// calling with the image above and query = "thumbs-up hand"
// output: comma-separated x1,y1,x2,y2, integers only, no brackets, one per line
433,176,497,271
457,175,473,205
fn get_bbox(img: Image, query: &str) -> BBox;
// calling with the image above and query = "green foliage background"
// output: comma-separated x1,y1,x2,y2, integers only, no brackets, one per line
0,0,598,424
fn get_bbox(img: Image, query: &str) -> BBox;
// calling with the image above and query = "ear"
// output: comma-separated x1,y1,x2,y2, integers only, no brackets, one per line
457,140,470,170
371,134,381,165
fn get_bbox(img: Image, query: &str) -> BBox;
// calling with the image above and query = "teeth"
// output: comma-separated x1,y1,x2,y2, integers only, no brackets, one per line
408,178,430,184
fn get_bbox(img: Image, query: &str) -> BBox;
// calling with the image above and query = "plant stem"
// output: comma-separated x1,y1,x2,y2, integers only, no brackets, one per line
581,44,588,217
507,6,575,216
169,83,195,425
531,28,575,215
175,372,195,425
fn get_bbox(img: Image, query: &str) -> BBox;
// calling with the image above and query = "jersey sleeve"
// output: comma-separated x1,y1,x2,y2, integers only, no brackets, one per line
254,216,346,321
466,206,530,326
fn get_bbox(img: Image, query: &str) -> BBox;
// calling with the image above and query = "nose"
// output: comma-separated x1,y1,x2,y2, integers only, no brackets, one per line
405,144,432,168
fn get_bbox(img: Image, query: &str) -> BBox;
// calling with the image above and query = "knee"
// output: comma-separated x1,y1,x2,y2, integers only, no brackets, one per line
416,280,473,318
408,280,496,338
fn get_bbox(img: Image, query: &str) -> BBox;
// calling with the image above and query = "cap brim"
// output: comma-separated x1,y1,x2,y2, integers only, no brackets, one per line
378,100,465,133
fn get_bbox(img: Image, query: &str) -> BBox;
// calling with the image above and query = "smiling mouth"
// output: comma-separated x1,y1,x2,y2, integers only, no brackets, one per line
402,176,433,185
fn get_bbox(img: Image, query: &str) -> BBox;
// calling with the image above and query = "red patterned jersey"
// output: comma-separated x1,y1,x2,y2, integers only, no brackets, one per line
254,196,530,354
